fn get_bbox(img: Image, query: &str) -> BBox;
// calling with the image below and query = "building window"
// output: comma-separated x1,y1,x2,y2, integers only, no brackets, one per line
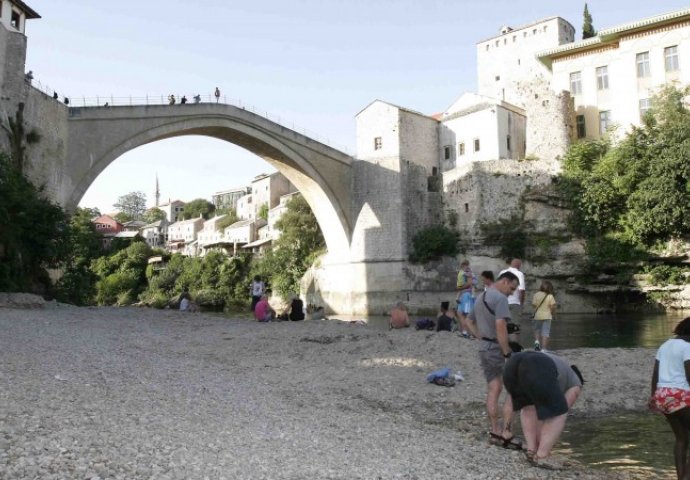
495,75,500,81
443,145,452,160
639,98,651,118
506,135,511,151
665,46,679,72
576,115,586,139
569,72,582,95
596,66,609,90
458,142,465,156
464,203,469,213
374,137,382,150
599,111,611,134
636,52,650,77
474,138,481,152
10,9,20,29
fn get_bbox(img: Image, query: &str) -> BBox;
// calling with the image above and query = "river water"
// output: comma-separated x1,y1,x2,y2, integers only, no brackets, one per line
327,311,686,478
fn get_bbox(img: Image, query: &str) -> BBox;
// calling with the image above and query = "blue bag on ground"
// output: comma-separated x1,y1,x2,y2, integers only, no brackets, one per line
426,367,451,383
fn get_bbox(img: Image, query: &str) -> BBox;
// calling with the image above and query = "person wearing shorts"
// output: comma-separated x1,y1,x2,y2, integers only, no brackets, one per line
468,271,520,449
649,317,690,479
456,259,476,338
503,351,582,469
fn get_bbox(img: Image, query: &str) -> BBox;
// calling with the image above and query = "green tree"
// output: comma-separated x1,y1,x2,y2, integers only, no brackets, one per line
55,207,103,305
0,152,67,292
560,86,690,247
258,203,269,221
142,207,167,224
582,3,596,40
181,198,215,220
215,207,240,230
251,195,325,296
114,191,147,220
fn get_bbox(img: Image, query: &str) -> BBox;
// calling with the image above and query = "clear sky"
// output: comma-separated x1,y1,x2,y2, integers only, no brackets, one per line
23,0,690,213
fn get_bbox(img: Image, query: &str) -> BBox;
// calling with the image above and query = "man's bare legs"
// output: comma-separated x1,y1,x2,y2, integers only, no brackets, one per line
487,377,515,439
487,377,503,435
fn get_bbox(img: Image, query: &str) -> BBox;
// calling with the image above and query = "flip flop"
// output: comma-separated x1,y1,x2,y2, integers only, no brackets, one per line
488,432,504,447
501,435,523,450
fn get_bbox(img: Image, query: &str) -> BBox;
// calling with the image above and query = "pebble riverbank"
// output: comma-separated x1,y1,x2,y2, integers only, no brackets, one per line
0,305,657,479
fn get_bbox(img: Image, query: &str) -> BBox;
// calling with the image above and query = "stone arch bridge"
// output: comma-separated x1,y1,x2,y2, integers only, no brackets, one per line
25,101,447,314
66,104,353,258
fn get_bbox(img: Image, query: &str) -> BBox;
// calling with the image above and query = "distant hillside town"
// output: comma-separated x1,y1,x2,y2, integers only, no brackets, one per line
93,171,297,257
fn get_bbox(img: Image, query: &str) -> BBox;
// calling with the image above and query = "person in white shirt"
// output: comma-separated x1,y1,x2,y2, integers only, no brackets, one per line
250,276,265,312
649,317,690,479
499,258,526,339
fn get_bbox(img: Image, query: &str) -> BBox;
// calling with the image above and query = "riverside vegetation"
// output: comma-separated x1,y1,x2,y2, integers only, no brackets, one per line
3,86,690,308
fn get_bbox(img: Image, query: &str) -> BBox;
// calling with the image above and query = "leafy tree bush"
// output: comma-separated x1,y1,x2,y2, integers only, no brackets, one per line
114,191,147,221
181,198,215,220
216,208,240,230
92,241,152,305
54,208,103,305
0,152,68,293
142,207,167,224
560,86,690,247
409,225,459,263
258,203,269,221
250,195,325,296
644,265,689,286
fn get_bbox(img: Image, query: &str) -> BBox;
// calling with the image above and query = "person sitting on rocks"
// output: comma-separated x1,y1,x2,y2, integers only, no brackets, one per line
254,295,275,322
288,295,305,321
436,301,455,332
389,302,410,329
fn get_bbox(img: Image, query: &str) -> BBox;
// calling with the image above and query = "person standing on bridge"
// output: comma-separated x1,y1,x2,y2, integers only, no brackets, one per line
214,87,220,103
168,94,176,105
193,94,201,104
181,95,187,104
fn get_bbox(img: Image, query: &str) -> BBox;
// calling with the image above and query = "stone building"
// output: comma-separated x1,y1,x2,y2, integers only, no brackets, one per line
538,8,690,140
211,186,250,211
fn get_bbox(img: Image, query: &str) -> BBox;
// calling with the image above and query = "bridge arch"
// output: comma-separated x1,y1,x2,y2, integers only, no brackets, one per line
66,105,354,260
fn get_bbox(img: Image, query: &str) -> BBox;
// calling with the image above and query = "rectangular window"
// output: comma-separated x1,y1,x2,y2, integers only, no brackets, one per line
576,115,586,139
569,72,582,95
473,138,481,152
458,142,465,156
374,137,382,150
443,145,452,160
639,98,651,118
506,135,511,151
596,66,609,90
665,46,679,72
599,110,611,134
10,9,20,29
636,52,650,77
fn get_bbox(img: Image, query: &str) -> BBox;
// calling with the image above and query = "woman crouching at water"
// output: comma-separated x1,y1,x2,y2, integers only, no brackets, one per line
650,317,690,480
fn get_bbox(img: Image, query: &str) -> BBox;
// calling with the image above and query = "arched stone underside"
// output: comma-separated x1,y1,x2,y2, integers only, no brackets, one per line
65,105,354,260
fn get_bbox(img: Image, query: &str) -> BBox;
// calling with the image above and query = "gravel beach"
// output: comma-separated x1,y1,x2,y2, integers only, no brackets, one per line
0,305,657,479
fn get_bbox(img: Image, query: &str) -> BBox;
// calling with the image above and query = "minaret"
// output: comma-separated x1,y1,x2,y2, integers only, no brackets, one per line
155,174,160,207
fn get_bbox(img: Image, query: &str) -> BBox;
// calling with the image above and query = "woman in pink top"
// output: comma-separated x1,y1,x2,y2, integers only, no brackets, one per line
254,295,275,322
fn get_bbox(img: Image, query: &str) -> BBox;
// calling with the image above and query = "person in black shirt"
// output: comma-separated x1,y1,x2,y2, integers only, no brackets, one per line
437,301,454,332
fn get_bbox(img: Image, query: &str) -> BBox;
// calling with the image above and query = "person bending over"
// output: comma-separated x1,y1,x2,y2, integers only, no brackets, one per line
390,302,410,329
503,351,582,470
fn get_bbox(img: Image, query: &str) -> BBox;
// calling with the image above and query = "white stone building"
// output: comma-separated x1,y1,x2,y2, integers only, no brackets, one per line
236,193,254,220
211,186,250,211
197,214,227,255
223,218,267,245
140,219,168,248
268,191,300,240
439,93,526,170
476,17,575,107
158,200,185,223
166,216,204,255
538,8,690,140
0,0,39,35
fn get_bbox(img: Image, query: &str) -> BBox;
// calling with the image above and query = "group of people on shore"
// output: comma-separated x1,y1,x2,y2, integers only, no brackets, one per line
388,258,578,470
250,275,307,322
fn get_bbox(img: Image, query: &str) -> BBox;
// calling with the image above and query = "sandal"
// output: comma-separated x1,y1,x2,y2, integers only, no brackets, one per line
488,432,523,450
530,455,565,470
